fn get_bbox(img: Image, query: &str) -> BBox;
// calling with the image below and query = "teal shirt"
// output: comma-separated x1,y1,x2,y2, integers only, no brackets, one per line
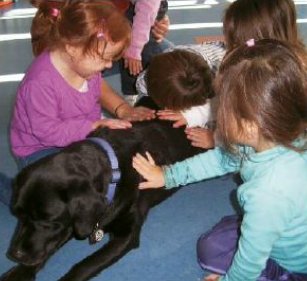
164,144,307,280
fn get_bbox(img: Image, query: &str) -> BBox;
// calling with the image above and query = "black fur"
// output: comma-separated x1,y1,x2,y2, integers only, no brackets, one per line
1,120,203,281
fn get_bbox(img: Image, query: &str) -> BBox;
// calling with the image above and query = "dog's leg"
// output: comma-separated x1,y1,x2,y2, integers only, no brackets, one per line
0,265,37,281
58,223,141,281
138,188,179,217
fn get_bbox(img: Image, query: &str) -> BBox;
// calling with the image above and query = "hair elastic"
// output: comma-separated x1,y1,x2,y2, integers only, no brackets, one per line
246,38,255,47
97,18,106,39
51,8,60,18
97,32,105,39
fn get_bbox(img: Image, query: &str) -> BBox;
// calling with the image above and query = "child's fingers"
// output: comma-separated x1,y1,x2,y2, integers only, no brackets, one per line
124,58,129,68
190,141,201,148
157,110,178,116
132,158,152,178
133,153,154,172
134,153,150,164
173,119,187,128
107,119,132,129
127,60,142,76
145,152,155,165
114,120,132,128
132,160,145,175
157,109,174,115
129,62,135,75
138,181,158,189
134,61,142,73
186,133,201,142
158,113,179,121
129,63,135,75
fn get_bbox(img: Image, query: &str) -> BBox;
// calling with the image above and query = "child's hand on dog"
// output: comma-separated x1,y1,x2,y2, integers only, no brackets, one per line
157,109,187,128
185,127,215,149
92,118,132,130
133,152,165,189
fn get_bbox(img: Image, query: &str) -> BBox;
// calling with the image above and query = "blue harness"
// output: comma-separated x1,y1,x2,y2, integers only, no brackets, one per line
87,137,121,244
87,137,121,204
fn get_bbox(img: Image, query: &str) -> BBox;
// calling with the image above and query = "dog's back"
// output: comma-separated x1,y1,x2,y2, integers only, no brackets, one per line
89,119,203,166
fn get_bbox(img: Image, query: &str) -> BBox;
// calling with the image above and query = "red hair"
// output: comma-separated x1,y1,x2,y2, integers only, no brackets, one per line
31,0,131,58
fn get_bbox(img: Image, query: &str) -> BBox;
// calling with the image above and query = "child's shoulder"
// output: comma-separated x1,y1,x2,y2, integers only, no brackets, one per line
24,52,61,83
25,52,52,78
257,147,307,194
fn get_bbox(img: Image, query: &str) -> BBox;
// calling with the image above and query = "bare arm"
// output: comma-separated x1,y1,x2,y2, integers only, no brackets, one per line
100,80,155,121
100,80,127,115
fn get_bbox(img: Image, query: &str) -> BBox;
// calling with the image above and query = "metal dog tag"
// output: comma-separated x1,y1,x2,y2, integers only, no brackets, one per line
89,225,104,244
94,229,104,242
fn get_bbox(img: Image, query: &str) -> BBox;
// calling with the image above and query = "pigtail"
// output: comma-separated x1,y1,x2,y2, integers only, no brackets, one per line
30,0,63,56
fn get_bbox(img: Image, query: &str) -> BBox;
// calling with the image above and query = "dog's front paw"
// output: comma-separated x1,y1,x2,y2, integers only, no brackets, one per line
0,265,36,281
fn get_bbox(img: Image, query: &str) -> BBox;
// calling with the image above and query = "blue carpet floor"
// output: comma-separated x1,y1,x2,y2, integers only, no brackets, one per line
1,0,307,280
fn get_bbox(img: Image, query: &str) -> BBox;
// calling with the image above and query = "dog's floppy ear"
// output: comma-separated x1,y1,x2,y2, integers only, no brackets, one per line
67,189,106,239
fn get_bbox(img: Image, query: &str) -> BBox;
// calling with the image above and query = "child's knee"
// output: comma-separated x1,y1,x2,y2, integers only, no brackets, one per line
196,215,240,274
197,231,220,269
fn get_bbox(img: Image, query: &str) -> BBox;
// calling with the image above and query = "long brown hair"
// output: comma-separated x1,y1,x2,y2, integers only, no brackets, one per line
223,0,302,50
215,39,307,152
30,0,131,58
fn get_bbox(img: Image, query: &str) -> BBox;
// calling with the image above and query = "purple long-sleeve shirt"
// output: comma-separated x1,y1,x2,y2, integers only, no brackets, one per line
10,51,102,157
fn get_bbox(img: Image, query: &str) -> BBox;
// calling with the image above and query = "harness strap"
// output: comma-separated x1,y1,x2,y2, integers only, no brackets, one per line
88,137,120,204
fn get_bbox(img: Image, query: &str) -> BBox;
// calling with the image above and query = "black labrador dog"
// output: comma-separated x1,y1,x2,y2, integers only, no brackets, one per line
1,120,203,281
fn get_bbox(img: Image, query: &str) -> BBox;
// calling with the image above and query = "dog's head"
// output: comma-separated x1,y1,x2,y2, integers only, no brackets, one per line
8,143,112,266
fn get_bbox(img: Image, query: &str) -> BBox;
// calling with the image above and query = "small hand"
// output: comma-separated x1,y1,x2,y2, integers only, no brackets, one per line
151,15,170,42
132,152,165,189
124,57,143,76
92,118,132,130
157,110,187,128
185,127,215,149
204,273,221,281
118,105,156,121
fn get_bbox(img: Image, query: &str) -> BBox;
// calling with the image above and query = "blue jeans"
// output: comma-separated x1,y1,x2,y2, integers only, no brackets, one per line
197,215,307,280
120,1,173,96
0,172,13,206
0,148,61,206
16,147,61,171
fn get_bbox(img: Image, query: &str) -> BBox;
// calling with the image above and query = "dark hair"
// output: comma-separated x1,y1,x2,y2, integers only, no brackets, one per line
146,49,213,111
215,39,307,152
30,0,131,58
223,0,302,50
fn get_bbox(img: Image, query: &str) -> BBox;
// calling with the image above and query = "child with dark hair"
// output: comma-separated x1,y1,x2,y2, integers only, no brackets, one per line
136,49,217,149
146,50,213,111
133,39,307,281
137,43,225,149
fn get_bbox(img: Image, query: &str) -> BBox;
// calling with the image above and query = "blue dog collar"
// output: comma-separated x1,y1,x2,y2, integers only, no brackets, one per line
88,137,120,204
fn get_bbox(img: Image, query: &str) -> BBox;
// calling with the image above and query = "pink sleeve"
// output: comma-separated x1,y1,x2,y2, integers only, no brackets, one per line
124,0,161,60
